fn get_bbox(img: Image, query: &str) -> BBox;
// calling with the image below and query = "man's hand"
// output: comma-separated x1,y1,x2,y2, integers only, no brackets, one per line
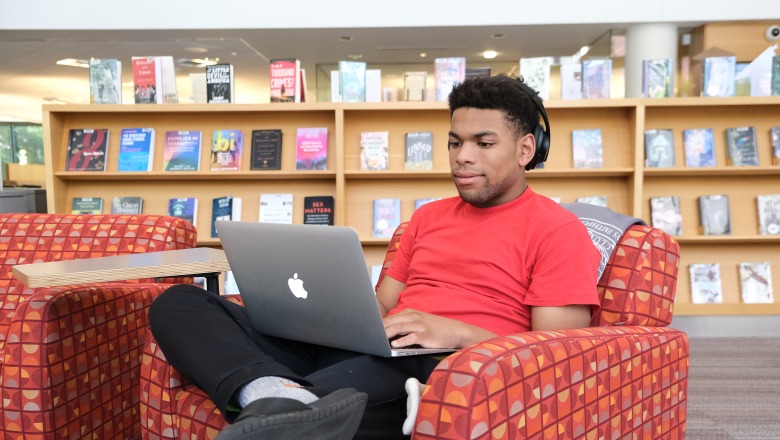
383,308,497,349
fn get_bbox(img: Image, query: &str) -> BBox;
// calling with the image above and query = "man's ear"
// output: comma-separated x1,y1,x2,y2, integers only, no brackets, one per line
517,133,536,169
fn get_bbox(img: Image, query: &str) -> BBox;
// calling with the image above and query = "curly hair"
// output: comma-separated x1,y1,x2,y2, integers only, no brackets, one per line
448,74,541,139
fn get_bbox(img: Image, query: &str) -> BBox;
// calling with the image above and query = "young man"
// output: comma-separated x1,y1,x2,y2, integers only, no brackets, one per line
148,74,600,440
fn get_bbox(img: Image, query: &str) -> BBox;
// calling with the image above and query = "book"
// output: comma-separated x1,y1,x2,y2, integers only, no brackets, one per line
650,196,682,235
190,72,207,104
71,197,103,214
725,126,759,166
157,56,179,104
739,262,774,304
359,131,389,170
206,64,235,104
295,127,328,170
132,56,161,104
572,128,603,168
702,56,736,97
644,129,675,167
300,68,308,103
757,194,780,235
269,58,301,103
118,128,155,172
66,128,109,171
582,59,611,99
689,263,723,304
519,57,552,100
339,61,367,103
404,132,434,170
366,69,382,102
642,58,673,98
465,67,491,79
211,195,240,238
772,126,780,165
110,196,143,214
164,130,202,171
434,57,466,101
168,197,198,226
575,196,608,207
259,193,293,224
683,128,716,167
699,194,731,235
414,198,441,210
89,59,122,104
772,55,780,96
250,129,283,170
303,196,335,226
210,129,243,171
373,198,401,238
560,63,582,100
404,71,427,101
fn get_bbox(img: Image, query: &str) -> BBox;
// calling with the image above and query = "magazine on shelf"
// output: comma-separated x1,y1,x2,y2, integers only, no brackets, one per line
163,130,202,171
519,57,552,100
206,64,235,104
211,195,241,238
118,128,155,172
644,129,675,168
250,129,283,170
110,196,143,215
683,128,716,167
303,196,335,226
259,193,293,224
434,57,466,102
572,128,603,168
168,197,198,226
698,194,731,235
89,59,122,104
359,131,389,170
689,263,723,304
66,128,109,171
211,129,243,171
295,128,328,170
339,61,367,103
582,59,611,99
642,58,673,98
725,126,759,166
757,194,780,235
269,58,301,103
650,196,682,236
702,56,736,97
373,198,401,238
404,132,433,170
739,262,774,304
71,197,103,214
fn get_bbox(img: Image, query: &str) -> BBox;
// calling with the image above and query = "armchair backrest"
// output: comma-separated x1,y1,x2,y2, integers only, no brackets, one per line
0,214,198,350
375,221,679,329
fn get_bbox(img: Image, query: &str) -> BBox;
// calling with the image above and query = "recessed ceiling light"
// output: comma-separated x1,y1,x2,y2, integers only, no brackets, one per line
483,50,498,59
578,46,591,57
348,53,363,60
185,47,209,54
340,36,352,42
56,58,89,68
419,52,427,58
491,33,505,39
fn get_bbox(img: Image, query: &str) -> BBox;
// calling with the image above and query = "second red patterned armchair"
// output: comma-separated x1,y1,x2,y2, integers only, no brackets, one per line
139,217,688,439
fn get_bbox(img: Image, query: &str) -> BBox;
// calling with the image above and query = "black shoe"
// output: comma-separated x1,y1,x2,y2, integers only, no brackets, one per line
216,388,368,440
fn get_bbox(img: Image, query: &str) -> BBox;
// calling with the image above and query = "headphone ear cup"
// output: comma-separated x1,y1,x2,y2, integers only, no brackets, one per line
526,124,547,170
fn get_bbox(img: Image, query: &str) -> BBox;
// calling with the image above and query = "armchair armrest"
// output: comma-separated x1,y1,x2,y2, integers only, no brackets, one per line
413,326,688,439
0,282,172,439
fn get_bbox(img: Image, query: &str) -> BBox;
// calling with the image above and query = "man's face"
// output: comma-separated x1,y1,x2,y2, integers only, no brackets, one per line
448,107,533,208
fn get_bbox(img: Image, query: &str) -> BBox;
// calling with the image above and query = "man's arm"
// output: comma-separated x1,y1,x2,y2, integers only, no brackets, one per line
531,305,592,331
376,274,405,318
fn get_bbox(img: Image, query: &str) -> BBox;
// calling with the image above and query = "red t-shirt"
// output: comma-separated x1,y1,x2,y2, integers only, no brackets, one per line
386,188,600,335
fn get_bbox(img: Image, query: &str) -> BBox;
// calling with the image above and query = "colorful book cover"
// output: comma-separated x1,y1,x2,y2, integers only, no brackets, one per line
725,126,759,166
642,58,673,98
360,131,389,170
211,195,235,238
250,129,283,170
702,56,736,97
434,57,466,102
89,59,122,104
683,128,716,167
644,129,675,168
132,56,161,104
164,130,202,171
269,58,300,103
689,263,723,304
168,197,198,226
572,128,603,168
739,262,774,304
650,196,682,235
582,59,611,99
339,61,367,103
560,63,582,100
259,193,293,224
71,197,103,214
66,128,109,171
111,196,143,214
206,64,234,104
303,196,335,226
699,194,731,235
757,194,780,235
296,127,328,170
772,126,780,165
404,132,434,170
211,129,243,171
519,57,552,100
118,128,155,172
373,198,401,238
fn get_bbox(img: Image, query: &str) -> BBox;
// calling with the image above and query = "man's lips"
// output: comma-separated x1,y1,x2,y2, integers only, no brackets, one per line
453,171,483,185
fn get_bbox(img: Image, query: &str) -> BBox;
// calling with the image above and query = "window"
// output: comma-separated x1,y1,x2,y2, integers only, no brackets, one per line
0,123,44,165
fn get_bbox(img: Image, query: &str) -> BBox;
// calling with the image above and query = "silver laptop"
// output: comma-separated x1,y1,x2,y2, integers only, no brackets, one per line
215,221,456,358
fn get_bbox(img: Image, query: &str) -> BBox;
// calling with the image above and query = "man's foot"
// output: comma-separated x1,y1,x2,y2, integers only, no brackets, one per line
216,388,368,440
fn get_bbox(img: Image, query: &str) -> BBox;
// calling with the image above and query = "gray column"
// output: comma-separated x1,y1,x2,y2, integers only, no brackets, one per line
624,23,678,98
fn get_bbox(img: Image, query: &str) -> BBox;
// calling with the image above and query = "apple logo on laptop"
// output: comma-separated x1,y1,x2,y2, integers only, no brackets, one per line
288,273,308,299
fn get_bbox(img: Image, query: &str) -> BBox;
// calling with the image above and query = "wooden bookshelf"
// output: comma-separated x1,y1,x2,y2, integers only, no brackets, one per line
43,97,780,315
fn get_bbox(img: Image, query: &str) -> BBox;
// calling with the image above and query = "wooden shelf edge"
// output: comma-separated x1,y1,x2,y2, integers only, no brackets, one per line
644,167,780,177
673,235,780,244
674,302,780,316
55,171,338,181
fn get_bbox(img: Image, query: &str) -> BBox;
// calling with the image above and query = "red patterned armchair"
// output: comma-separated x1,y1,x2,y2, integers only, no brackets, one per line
139,221,688,439
0,213,197,439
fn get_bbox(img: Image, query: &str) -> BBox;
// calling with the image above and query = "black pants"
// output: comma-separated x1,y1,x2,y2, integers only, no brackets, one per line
149,284,440,423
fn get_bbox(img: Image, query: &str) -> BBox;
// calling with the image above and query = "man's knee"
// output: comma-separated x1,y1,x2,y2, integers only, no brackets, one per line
149,283,207,323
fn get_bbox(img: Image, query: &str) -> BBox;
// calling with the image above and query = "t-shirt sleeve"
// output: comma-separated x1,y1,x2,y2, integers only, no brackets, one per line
384,215,418,284
524,220,601,308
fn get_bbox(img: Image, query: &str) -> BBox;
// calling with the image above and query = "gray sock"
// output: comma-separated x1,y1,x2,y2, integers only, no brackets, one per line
237,376,318,408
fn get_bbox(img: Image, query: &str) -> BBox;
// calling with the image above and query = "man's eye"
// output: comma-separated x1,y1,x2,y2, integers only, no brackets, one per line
478,142,493,148
448,141,461,149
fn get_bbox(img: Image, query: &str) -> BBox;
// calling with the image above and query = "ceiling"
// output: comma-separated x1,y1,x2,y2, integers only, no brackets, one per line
0,23,696,123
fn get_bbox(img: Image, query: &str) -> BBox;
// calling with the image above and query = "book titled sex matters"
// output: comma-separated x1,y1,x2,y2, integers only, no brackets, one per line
66,128,109,171
251,129,283,170
303,196,335,226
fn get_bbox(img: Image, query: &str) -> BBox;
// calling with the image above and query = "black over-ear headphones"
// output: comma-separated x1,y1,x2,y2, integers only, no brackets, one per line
514,78,551,170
